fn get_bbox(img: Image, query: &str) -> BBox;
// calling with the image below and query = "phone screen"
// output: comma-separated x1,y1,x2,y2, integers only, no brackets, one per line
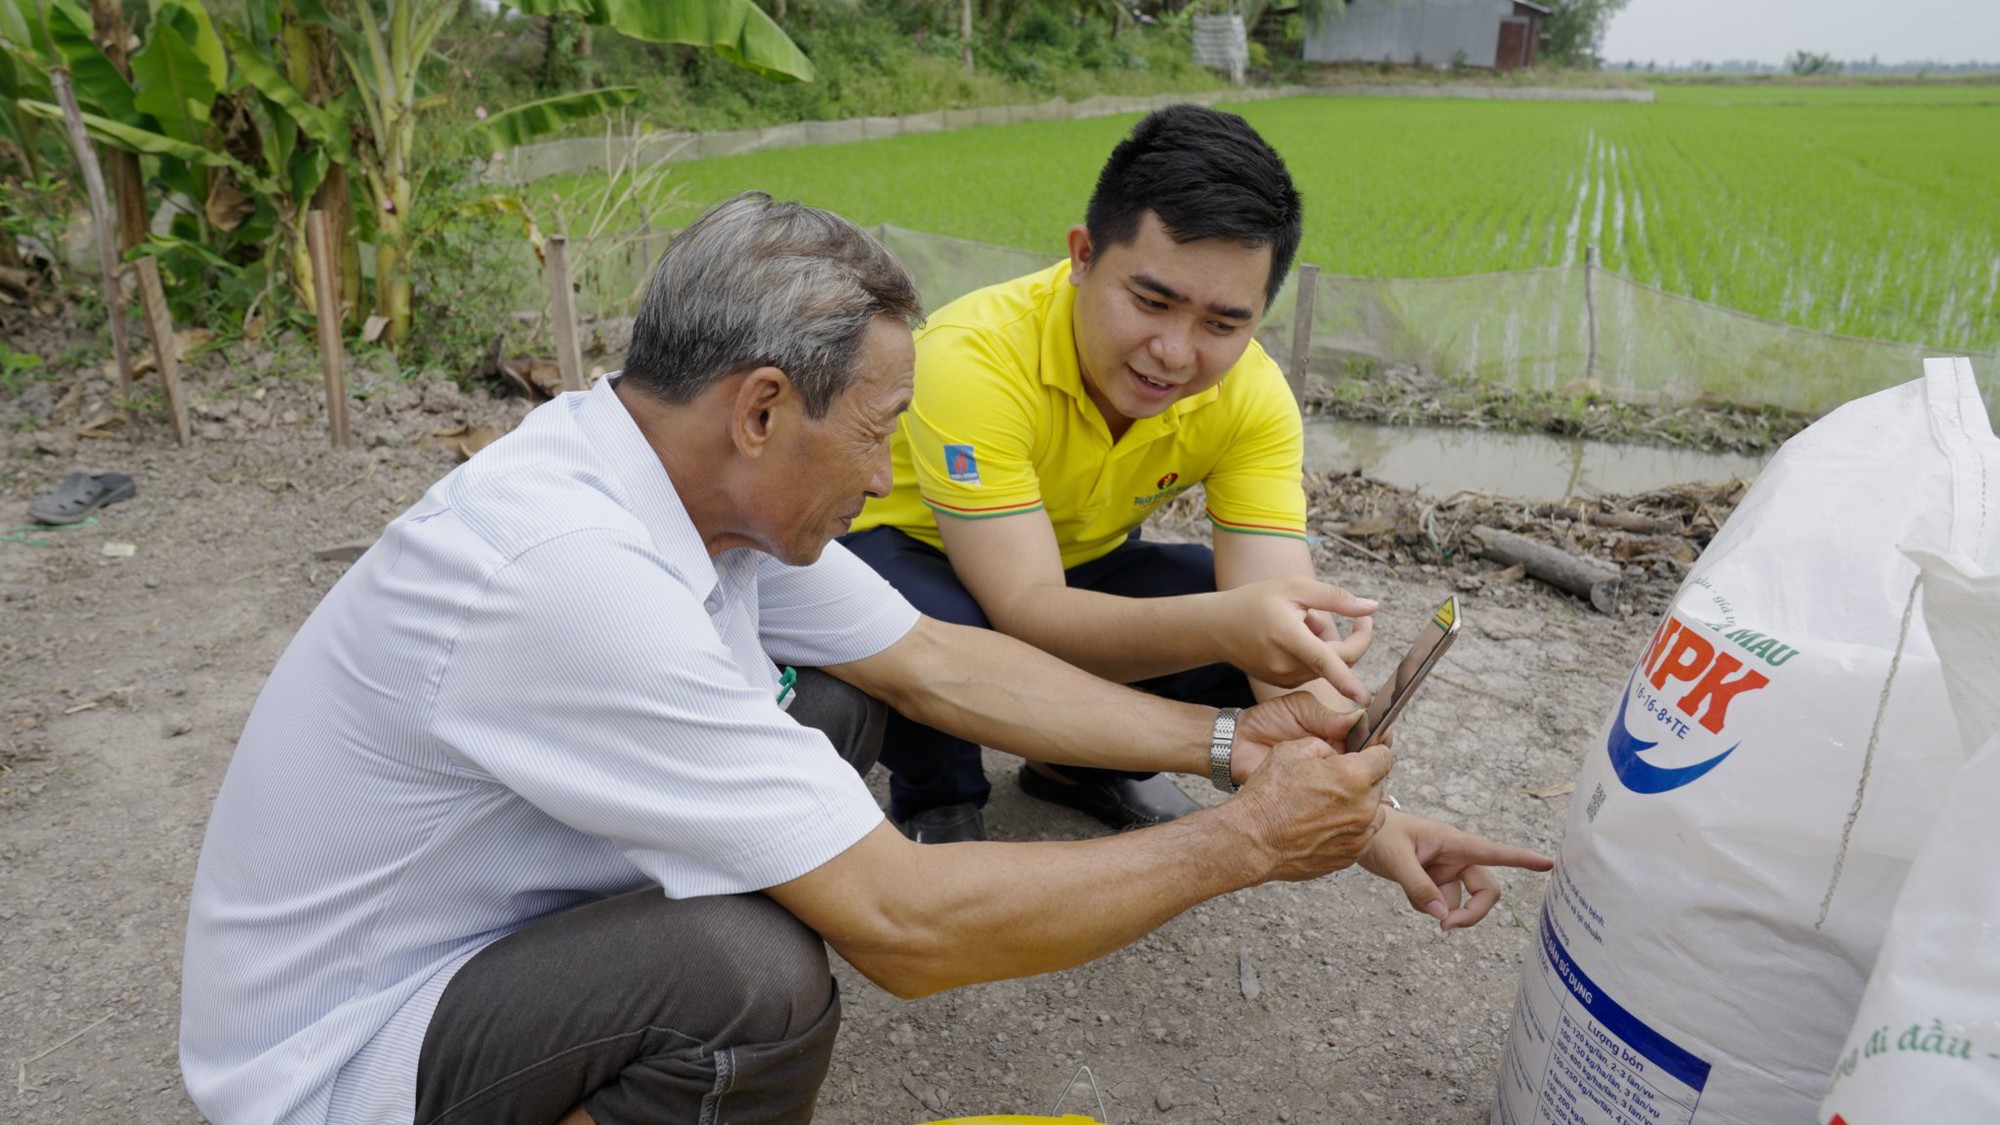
1343,596,1462,753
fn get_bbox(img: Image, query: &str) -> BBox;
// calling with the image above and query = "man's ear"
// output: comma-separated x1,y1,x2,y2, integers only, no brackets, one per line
1067,224,1095,286
729,366,793,459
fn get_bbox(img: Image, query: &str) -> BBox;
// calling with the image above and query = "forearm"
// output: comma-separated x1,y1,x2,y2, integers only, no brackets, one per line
808,813,1265,997
985,581,1226,683
847,617,1217,774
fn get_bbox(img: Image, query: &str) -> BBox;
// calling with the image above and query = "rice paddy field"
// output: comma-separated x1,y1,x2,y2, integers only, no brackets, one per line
546,82,2000,353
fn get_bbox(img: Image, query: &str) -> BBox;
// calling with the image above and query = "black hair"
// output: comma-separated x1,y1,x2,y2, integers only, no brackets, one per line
1084,104,1302,305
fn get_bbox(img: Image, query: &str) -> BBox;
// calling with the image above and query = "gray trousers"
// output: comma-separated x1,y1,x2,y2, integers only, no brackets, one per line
413,669,886,1125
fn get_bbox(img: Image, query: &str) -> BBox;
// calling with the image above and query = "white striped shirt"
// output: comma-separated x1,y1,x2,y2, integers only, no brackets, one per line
180,376,915,1124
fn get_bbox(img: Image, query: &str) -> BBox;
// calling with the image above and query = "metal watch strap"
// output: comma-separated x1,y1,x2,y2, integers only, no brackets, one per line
1209,707,1242,793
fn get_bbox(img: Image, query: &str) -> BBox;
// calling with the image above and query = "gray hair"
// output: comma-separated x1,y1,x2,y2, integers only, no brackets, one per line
621,192,923,418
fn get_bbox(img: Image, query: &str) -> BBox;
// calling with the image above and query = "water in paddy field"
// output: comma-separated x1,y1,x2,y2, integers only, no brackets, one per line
1303,418,1768,502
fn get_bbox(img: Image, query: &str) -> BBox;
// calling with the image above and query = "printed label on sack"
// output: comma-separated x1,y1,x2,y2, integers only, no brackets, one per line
1495,870,1713,1125
1607,585,1798,796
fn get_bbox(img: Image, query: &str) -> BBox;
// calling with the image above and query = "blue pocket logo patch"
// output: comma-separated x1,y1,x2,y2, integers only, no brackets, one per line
943,444,980,484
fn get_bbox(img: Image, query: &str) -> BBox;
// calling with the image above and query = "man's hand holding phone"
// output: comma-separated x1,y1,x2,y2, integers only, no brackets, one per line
1224,688,1373,783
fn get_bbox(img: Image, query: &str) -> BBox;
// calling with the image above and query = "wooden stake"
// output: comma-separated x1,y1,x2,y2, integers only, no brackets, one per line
1287,263,1320,404
133,257,190,446
546,234,585,393
51,68,133,388
1583,244,1599,383
305,210,352,448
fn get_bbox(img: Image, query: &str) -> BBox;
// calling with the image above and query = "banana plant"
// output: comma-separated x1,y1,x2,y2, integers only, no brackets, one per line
9,0,280,307
5,0,816,345
226,0,814,344
225,0,365,327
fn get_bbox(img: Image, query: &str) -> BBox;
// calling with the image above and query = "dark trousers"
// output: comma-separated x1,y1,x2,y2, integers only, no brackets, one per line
839,525,1254,822
413,669,885,1125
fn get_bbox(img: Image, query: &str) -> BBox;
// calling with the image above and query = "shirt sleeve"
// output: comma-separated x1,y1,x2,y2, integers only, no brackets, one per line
428,529,883,898
755,539,920,667
901,324,1047,521
1203,350,1309,540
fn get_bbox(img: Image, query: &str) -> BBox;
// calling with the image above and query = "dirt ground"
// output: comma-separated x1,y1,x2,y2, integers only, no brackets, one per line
0,350,1673,1124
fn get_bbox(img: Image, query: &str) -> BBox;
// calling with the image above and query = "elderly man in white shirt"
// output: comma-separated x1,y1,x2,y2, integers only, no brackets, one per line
180,191,1550,1125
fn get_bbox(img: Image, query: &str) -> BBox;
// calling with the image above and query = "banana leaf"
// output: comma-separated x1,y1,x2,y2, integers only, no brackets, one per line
223,21,350,163
477,85,640,152
45,0,137,121
504,0,814,82
148,0,228,88
19,96,267,185
0,0,45,59
130,3,223,147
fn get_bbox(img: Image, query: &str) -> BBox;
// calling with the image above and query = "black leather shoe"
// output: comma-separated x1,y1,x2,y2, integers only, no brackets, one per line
1018,766,1200,830
899,803,986,844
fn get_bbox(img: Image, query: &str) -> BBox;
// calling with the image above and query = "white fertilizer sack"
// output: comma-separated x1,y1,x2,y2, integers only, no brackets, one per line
1817,550,2000,1125
1492,358,2000,1125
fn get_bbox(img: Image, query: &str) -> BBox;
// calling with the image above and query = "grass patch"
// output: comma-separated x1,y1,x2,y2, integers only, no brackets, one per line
534,85,1998,354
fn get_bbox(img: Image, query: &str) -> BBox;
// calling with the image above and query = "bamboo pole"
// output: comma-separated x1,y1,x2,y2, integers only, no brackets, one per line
51,68,133,388
546,234,585,393
305,211,352,448
1287,263,1320,404
133,258,190,446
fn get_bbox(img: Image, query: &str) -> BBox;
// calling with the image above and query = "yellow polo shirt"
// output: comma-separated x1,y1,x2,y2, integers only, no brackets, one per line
853,260,1307,570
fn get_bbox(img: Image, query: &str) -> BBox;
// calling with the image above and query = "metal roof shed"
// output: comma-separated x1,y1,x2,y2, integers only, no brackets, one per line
1305,0,1550,70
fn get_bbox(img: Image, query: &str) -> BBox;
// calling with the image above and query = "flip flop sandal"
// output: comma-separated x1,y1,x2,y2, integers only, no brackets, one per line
28,472,136,525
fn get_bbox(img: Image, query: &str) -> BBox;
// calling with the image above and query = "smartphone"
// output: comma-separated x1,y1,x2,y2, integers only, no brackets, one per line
1343,596,1463,753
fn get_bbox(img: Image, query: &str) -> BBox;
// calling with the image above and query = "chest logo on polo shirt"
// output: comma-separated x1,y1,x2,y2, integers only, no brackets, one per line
1132,470,1193,508
943,444,981,484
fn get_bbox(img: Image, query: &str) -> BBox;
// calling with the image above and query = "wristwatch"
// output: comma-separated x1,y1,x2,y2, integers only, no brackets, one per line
1209,707,1241,793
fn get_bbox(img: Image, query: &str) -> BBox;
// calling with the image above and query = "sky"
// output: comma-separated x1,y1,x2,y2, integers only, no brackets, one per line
1599,0,1998,66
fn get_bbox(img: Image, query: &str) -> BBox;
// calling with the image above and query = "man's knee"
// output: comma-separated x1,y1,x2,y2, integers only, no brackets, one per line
788,667,887,776
673,893,836,1044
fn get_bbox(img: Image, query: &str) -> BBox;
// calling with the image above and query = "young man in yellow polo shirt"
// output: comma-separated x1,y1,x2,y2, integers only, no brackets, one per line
843,105,1377,843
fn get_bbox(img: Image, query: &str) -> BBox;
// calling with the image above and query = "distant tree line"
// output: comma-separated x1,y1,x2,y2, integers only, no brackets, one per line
1620,56,1999,74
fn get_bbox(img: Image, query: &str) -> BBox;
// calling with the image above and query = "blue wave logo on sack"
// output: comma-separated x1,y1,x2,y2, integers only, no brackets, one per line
1606,611,1795,794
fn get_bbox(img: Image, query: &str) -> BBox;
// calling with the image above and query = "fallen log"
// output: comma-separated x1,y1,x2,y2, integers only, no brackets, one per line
1469,525,1623,614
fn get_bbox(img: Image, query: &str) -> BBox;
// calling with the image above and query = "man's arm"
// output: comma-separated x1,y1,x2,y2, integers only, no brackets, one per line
933,508,1376,700
814,615,1554,995
768,738,1398,998
826,613,1304,776
770,741,1553,998
1212,529,1370,711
